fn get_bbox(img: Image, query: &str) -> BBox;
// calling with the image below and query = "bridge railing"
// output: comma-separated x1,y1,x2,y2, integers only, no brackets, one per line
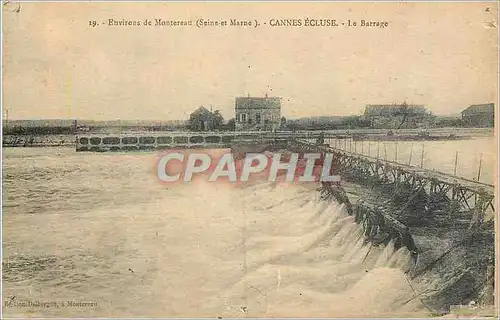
316,135,492,186
293,138,494,217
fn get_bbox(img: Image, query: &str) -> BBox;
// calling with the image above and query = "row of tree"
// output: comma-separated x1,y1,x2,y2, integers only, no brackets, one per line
185,113,464,132
3,125,76,135
2,114,473,135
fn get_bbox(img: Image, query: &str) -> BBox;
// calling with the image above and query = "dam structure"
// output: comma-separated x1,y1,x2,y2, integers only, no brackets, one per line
74,130,495,312
73,128,490,152
76,130,494,219
75,130,494,216
284,138,495,313
75,131,319,152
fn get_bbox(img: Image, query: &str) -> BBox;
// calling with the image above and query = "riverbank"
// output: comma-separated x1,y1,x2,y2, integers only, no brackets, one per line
2,134,74,147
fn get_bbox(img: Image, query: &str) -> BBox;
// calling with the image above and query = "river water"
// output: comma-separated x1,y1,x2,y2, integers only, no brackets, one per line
2,138,494,317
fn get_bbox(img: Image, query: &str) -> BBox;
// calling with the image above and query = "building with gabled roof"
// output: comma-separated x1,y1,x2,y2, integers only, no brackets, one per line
188,106,223,131
461,103,494,127
363,103,430,129
235,94,281,131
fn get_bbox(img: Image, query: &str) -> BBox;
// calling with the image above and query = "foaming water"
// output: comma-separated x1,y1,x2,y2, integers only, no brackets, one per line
211,182,428,318
3,148,431,317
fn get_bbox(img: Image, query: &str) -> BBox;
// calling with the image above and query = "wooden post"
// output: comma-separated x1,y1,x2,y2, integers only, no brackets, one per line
377,140,380,160
477,153,483,182
384,143,387,161
354,139,357,154
395,143,398,163
408,144,413,166
420,144,425,168
361,139,364,155
368,141,371,157
454,151,459,176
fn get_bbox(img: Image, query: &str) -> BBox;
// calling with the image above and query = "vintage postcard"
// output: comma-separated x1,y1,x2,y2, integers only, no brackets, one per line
1,1,498,318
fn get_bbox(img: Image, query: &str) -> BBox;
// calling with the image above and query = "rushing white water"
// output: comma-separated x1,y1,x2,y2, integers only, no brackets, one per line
3,147,437,317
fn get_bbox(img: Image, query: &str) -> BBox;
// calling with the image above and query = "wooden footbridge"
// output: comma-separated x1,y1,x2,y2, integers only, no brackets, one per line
291,138,495,219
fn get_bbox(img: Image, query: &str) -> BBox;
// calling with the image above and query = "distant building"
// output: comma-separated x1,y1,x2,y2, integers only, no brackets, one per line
235,95,281,131
363,103,429,129
188,106,223,131
461,103,494,127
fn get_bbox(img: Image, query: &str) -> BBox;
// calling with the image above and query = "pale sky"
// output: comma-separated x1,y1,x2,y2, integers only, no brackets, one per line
2,2,498,121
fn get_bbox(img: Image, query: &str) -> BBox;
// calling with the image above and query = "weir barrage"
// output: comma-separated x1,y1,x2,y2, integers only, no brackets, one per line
2,138,496,316
281,138,495,313
73,129,492,152
70,130,496,314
